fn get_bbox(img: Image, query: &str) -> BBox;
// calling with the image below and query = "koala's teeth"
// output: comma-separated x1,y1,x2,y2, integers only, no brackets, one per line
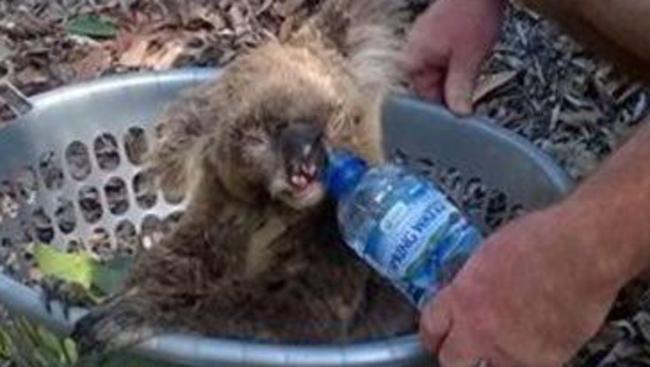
301,163,317,178
290,174,309,189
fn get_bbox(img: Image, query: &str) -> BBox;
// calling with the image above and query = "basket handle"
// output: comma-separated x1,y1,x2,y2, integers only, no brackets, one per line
0,80,33,117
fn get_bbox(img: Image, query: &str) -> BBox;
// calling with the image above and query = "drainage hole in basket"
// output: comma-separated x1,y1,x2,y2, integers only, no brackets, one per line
391,149,439,180
38,151,65,190
484,190,509,229
162,211,184,234
67,239,83,253
0,180,14,195
0,180,19,220
162,184,185,205
0,238,11,267
18,247,37,280
14,167,38,204
78,186,103,224
124,127,149,166
105,177,129,215
22,250,34,263
461,178,488,224
133,170,157,209
389,148,408,164
115,219,138,255
31,208,54,244
65,141,92,181
15,220,34,245
140,215,164,249
415,157,436,169
89,227,112,258
438,167,463,198
54,197,76,234
1,238,12,262
94,133,120,172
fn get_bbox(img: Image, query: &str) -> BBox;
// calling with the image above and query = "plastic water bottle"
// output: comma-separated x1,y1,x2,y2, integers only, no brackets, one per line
325,150,484,309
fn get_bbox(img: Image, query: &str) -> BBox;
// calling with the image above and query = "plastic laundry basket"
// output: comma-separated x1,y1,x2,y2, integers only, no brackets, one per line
0,68,573,367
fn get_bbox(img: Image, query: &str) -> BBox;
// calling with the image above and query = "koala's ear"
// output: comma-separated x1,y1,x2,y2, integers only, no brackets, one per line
145,95,216,202
289,0,407,95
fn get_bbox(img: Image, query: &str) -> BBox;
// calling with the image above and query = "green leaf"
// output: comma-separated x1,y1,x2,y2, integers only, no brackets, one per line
34,243,133,299
0,329,10,359
34,245,96,289
66,15,118,38
37,325,73,364
62,338,78,365
1,317,66,367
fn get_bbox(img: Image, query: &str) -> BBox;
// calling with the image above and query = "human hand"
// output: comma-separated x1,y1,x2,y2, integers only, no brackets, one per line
403,0,506,115
419,205,627,366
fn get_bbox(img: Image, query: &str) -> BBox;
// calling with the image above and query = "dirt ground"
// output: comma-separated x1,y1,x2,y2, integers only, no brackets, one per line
1,0,650,365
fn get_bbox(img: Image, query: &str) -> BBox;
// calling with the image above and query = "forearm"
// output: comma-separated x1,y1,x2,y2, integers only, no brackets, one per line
517,0,650,80
554,117,650,286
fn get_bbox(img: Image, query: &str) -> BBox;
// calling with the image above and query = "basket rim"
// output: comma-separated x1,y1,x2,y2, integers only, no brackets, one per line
0,68,573,366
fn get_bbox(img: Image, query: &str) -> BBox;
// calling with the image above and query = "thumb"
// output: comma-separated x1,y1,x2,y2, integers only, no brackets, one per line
419,289,454,354
444,51,483,116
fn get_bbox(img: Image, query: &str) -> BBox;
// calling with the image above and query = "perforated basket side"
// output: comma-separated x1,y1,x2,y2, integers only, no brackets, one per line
381,97,573,234
0,71,212,280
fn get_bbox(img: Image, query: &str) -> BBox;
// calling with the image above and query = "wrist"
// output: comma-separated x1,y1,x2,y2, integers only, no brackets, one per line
549,195,650,289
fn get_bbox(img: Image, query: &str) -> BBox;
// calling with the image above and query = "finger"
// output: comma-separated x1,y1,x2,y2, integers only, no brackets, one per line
438,331,475,367
412,69,444,103
419,290,454,354
444,51,484,116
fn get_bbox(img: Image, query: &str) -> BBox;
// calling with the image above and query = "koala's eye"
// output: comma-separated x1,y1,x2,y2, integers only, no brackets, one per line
275,122,289,132
243,134,267,146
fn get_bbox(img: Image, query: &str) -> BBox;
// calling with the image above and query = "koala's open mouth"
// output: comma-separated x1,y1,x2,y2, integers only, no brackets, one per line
285,141,326,199
288,157,320,190
278,124,327,208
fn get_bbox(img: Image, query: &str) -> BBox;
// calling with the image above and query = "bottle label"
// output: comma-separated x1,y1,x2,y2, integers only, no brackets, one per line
380,201,409,233
360,182,481,308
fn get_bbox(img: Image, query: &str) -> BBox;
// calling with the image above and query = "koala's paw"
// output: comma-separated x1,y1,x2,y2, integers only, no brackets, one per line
39,276,95,320
71,301,152,357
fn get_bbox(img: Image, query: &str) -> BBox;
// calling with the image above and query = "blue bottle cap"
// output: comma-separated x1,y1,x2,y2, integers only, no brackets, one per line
325,149,368,200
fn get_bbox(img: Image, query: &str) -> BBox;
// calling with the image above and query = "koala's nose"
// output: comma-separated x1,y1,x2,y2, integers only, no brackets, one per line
279,124,324,160
279,124,326,182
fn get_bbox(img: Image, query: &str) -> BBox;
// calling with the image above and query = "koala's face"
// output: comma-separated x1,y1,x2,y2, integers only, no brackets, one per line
216,107,331,210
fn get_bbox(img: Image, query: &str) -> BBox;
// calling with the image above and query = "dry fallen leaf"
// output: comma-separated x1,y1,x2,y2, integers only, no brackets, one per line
557,109,602,128
0,41,12,63
275,0,306,17
149,38,186,69
73,47,112,79
117,34,153,67
473,70,518,104
12,65,50,92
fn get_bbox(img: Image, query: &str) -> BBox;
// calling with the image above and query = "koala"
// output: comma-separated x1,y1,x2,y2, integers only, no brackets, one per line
70,0,418,355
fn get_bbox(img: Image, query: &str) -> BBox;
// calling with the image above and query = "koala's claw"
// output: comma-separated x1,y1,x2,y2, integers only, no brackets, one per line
71,310,111,356
39,276,94,320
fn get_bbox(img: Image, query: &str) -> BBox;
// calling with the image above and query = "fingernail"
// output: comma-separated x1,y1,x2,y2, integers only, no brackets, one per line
450,91,473,116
